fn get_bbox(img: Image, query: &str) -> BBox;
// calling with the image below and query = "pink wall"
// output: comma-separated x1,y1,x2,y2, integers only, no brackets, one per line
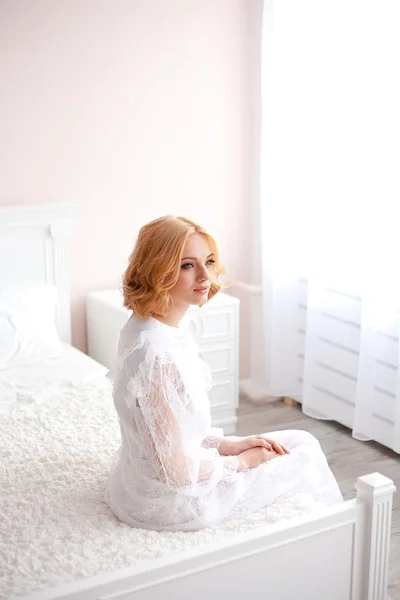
0,0,262,379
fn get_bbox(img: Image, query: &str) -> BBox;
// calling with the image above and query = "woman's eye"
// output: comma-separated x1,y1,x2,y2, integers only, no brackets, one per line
181,259,215,270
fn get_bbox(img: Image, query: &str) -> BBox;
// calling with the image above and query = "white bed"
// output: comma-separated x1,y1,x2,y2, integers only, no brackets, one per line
0,204,397,600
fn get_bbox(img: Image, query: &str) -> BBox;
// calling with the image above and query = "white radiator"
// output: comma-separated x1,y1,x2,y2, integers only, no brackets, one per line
300,279,400,452
236,277,400,452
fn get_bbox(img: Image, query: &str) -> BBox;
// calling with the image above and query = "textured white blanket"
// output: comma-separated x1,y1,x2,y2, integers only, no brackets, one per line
0,377,325,600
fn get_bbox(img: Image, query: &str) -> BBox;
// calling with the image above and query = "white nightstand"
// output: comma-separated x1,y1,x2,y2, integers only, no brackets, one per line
86,289,239,434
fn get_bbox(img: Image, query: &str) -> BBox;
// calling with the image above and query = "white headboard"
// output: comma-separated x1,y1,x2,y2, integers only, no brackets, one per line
0,204,77,343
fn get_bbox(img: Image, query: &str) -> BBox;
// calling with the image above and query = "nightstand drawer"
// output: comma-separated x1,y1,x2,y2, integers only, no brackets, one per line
185,305,237,344
199,343,235,376
209,378,235,409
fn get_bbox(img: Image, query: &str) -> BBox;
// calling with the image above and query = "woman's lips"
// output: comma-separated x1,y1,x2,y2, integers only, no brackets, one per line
194,287,209,293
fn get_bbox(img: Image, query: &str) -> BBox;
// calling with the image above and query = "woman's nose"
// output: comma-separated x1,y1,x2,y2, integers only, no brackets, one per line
196,266,208,282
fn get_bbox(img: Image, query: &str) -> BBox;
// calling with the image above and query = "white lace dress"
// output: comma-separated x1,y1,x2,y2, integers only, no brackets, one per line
105,314,343,531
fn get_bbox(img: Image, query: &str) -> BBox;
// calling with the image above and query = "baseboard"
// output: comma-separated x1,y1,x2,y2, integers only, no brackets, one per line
239,379,304,405
239,379,279,403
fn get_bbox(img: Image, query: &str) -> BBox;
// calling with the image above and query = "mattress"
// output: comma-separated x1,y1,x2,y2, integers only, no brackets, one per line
0,346,327,600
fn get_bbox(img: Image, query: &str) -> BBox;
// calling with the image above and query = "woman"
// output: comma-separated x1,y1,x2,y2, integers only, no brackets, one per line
105,215,342,531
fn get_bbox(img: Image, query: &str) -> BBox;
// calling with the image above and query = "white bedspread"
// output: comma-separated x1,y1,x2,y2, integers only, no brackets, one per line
1,351,327,600
0,344,106,413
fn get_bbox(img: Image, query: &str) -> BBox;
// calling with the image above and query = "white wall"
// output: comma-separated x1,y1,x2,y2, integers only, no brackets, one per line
0,0,262,378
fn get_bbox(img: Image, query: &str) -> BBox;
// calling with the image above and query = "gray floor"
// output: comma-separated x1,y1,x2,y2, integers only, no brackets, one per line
236,398,400,600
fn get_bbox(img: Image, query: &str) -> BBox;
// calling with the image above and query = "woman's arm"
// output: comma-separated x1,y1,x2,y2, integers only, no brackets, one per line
133,359,238,495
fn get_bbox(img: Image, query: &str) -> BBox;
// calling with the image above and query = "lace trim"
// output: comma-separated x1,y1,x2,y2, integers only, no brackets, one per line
201,434,223,450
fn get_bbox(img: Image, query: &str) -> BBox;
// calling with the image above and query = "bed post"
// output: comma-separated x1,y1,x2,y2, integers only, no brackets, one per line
355,473,396,600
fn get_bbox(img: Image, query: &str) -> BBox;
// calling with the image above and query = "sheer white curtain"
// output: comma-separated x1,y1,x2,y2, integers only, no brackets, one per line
260,0,400,452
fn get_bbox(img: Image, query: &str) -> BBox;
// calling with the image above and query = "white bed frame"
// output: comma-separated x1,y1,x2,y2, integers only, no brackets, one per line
0,203,76,343
1,204,396,600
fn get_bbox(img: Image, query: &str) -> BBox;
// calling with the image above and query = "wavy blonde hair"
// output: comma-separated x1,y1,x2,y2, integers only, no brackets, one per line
122,215,226,318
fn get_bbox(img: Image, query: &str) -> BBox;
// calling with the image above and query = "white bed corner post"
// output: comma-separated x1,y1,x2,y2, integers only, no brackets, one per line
48,218,73,344
356,473,396,600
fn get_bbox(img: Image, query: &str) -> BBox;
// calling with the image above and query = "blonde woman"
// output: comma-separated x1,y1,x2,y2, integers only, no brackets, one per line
105,216,342,531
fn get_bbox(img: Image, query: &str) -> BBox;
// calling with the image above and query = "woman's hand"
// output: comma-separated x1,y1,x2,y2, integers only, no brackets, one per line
236,447,279,472
219,436,289,457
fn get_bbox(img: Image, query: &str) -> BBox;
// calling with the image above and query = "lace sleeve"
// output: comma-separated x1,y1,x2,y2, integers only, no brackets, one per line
126,355,238,497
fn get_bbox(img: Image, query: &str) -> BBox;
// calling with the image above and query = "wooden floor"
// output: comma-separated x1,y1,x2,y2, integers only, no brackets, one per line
236,398,400,600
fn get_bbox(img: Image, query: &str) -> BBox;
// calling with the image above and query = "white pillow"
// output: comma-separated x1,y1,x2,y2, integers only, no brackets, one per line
0,284,65,369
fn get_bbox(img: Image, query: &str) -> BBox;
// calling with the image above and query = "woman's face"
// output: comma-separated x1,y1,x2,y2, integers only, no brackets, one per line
169,233,215,308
